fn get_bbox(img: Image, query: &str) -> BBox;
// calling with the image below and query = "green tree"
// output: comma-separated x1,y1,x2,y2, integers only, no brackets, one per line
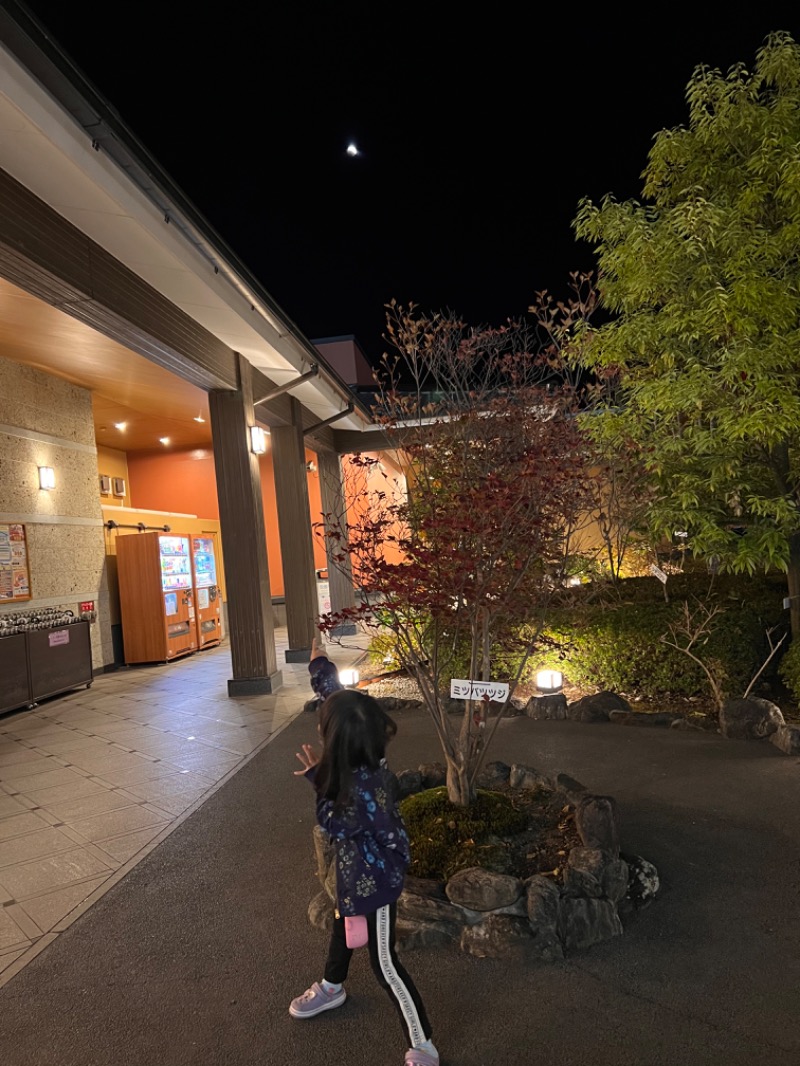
572,30,800,638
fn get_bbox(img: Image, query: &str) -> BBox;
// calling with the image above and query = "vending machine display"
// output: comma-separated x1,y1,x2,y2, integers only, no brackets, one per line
191,535,222,649
116,532,198,663
159,536,192,591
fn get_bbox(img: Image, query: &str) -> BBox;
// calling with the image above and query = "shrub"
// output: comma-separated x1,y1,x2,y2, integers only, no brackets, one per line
400,786,528,879
369,571,788,702
533,572,787,700
779,640,800,702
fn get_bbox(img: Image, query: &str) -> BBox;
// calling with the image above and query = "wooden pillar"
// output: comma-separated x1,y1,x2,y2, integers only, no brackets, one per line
317,450,357,635
209,353,282,695
272,397,318,662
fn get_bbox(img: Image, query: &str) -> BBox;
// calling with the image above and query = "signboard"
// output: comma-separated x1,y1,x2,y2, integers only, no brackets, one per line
649,564,668,585
48,629,70,647
0,523,31,602
450,679,510,703
317,576,331,617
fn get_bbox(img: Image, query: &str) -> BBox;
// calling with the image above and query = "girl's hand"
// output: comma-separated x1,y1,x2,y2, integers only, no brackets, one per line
294,743,320,775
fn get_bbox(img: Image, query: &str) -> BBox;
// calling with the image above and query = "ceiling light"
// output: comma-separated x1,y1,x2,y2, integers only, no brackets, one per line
159,437,170,446
114,422,127,431
194,414,206,423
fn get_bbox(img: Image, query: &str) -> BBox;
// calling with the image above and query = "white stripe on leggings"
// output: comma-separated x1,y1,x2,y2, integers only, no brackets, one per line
375,904,425,1047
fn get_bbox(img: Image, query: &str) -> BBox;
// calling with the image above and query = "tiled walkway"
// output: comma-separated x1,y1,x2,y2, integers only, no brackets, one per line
0,631,366,988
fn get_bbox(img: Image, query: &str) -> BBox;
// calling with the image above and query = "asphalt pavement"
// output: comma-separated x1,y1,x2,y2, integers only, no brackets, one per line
1,705,799,1066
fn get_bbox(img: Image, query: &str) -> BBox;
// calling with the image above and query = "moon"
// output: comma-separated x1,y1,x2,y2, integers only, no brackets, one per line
346,142,361,157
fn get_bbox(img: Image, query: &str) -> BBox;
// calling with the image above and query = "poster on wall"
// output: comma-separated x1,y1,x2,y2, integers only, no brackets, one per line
0,523,31,602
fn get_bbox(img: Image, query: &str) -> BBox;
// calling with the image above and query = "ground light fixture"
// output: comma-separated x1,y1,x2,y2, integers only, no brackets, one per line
536,669,563,693
338,668,359,687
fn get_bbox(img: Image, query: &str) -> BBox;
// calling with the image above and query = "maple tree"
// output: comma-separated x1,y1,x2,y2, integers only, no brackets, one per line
317,302,593,805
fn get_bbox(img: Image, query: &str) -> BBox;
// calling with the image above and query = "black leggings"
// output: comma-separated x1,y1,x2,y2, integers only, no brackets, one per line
323,903,432,1048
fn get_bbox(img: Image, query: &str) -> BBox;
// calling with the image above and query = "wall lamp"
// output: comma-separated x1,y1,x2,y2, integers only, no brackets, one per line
250,426,268,455
38,466,55,490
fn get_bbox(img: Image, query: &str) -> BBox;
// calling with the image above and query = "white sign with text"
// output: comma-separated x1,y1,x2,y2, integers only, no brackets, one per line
450,679,510,703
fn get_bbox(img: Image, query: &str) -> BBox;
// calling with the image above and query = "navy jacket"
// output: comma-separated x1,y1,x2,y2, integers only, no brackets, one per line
307,762,411,916
308,655,343,701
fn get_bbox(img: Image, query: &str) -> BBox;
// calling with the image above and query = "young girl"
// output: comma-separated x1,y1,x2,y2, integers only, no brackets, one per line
303,636,343,714
291,689,439,1066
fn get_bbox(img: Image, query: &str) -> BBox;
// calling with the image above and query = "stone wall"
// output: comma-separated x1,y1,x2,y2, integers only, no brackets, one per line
0,357,112,669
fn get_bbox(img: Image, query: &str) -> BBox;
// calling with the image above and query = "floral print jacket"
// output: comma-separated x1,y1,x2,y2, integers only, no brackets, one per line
306,762,411,917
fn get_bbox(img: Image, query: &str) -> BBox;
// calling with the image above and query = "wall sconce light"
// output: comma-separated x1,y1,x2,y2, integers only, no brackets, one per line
338,668,360,688
535,669,563,693
250,426,267,455
306,461,317,473
99,474,111,495
38,466,55,490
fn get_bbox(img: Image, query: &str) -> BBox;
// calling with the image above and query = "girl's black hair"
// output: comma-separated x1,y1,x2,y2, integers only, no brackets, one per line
314,689,397,806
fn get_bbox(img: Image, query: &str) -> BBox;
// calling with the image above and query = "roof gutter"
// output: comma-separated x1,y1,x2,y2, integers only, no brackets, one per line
0,1,372,423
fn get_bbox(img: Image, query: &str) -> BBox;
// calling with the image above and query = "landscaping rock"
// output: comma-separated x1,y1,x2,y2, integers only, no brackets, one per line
770,723,800,754
419,762,447,788
312,824,337,902
397,769,424,798
620,711,683,727
567,690,630,722
306,758,658,962
555,772,588,801
308,890,334,933
601,858,630,903
563,847,607,898
397,917,458,949
670,716,710,731
460,913,536,959
397,892,465,939
524,693,568,719
475,760,511,789
509,763,552,791
622,852,660,905
558,896,623,953
445,867,523,911
525,875,561,934
574,794,620,855
719,697,785,739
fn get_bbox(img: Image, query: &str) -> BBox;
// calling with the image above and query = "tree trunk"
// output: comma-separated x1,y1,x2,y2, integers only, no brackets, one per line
445,754,475,807
787,532,800,641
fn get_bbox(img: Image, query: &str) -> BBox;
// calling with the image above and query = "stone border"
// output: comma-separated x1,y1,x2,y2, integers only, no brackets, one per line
371,687,800,755
307,760,660,961
524,689,800,754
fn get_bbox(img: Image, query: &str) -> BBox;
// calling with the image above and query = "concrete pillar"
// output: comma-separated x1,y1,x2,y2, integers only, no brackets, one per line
272,397,318,662
209,353,282,695
317,450,357,635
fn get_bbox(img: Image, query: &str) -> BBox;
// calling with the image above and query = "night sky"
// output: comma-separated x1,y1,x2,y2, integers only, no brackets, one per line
15,3,800,365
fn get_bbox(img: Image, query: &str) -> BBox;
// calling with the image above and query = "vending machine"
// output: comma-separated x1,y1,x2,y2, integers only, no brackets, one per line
190,535,222,649
116,532,198,663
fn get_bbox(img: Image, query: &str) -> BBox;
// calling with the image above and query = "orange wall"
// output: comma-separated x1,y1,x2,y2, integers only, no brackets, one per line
126,444,327,600
128,448,219,518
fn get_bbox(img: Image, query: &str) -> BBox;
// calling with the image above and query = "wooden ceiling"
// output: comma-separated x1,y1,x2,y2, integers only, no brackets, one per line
0,276,214,452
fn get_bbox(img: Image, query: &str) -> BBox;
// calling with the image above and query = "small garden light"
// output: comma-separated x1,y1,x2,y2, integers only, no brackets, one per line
338,668,360,688
536,669,563,694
